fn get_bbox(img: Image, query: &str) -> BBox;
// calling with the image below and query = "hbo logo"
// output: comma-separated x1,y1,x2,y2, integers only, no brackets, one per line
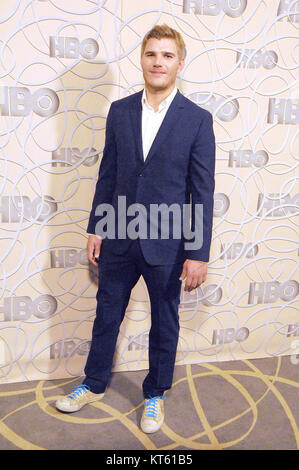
52,148,99,167
257,192,299,217
237,49,278,69
183,0,247,17
278,0,299,23
267,98,299,125
0,195,57,223
213,193,230,217
212,327,249,345
50,37,99,59
290,340,299,365
286,324,299,337
50,340,91,359
0,295,57,321
181,284,222,306
229,150,269,168
189,93,239,121
248,280,298,304
50,249,88,268
0,86,59,117
220,243,258,259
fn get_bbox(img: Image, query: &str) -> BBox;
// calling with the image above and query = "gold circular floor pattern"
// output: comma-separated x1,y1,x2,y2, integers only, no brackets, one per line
0,357,298,450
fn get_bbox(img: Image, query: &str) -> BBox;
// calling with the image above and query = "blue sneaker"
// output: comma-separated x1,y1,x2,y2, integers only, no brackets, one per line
140,396,166,433
55,384,104,413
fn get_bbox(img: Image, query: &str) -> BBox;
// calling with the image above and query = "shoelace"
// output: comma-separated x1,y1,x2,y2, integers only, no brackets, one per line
144,396,165,418
67,384,90,400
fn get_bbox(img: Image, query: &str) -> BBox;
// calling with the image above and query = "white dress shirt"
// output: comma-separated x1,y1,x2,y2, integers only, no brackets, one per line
141,87,178,160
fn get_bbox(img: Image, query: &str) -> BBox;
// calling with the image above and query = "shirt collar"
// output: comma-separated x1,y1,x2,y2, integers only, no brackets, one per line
142,87,177,113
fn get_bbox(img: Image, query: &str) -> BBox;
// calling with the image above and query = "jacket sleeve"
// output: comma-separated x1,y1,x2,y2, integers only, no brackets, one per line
184,110,215,262
86,102,117,234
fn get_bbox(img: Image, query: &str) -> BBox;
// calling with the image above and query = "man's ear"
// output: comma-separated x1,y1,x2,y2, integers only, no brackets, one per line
178,58,185,73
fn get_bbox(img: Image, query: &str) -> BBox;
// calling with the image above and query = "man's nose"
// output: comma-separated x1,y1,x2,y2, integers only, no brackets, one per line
153,55,163,66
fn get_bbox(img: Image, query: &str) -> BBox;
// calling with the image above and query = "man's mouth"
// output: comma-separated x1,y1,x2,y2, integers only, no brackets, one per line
150,71,165,75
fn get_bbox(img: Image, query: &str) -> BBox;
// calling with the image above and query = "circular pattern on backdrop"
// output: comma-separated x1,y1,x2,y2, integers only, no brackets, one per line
0,0,298,384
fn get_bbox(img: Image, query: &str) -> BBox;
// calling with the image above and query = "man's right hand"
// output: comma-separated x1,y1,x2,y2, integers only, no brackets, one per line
87,234,102,266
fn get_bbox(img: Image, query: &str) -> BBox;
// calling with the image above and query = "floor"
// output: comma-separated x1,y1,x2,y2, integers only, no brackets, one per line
0,355,298,450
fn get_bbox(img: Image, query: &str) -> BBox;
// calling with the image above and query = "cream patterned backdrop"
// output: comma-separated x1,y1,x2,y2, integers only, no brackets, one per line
0,0,298,384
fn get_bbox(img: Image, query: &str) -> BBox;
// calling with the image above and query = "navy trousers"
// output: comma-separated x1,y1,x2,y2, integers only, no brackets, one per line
83,239,183,398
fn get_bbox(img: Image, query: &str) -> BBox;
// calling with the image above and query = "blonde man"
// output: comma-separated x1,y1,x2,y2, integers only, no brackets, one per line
56,24,215,434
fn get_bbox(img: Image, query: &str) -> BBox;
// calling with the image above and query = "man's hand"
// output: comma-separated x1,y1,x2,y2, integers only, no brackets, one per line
87,234,102,267
179,259,207,292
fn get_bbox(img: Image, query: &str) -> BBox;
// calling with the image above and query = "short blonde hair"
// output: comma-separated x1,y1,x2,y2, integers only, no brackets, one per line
141,24,186,60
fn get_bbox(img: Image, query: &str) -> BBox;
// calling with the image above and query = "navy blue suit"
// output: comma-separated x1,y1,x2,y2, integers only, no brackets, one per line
84,89,215,397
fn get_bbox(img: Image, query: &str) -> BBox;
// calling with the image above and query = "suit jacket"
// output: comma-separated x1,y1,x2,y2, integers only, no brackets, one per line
87,89,215,265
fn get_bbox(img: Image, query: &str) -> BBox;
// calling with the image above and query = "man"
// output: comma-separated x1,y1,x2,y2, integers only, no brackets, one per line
56,24,215,434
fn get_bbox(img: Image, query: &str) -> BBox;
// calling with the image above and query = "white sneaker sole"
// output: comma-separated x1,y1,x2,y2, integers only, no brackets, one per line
141,416,164,433
55,394,104,413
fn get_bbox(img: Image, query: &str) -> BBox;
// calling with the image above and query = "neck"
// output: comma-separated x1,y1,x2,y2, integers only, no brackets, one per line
145,85,176,112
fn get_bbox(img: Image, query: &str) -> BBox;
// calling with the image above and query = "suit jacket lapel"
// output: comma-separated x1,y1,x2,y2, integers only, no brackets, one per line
141,89,184,169
129,90,144,162
129,89,185,167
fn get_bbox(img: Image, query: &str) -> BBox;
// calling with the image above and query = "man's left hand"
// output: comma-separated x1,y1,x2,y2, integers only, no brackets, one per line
179,259,207,292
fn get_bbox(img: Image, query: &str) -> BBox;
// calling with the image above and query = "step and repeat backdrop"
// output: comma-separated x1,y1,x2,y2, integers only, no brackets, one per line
0,0,298,384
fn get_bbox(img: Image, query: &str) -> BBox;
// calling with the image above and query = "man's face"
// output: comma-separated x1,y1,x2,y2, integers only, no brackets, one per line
140,38,184,93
